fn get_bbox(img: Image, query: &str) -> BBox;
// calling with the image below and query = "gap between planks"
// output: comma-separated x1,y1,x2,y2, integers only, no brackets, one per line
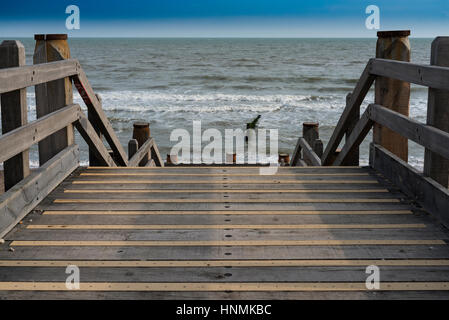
26,224,426,230
41,210,413,215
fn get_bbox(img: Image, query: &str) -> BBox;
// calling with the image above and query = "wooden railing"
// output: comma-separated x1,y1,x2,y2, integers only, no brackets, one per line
320,41,449,228
0,39,163,237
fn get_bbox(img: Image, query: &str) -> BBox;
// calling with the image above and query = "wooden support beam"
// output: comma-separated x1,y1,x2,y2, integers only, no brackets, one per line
132,122,150,166
128,139,138,160
334,107,374,166
0,144,79,238
344,92,360,166
33,34,74,166
74,113,116,167
370,104,449,161
72,69,128,166
373,30,411,162
88,93,105,166
0,40,30,191
298,138,321,166
290,137,303,166
370,143,449,229
322,62,375,165
0,59,79,94
0,104,81,163
150,141,164,167
129,138,154,167
424,37,449,188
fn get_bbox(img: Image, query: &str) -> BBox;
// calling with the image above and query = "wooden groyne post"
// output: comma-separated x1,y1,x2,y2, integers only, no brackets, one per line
374,30,411,162
424,37,449,187
0,40,30,191
131,121,151,166
33,34,74,166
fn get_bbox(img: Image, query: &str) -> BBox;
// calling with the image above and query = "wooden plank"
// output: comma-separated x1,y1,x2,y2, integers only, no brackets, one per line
370,104,449,160
1,259,448,267
128,138,154,167
344,92,360,166
298,138,321,166
0,40,30,191
63,189,389,193
86,166,363,171
10,240,445,247
2,245,448,260
42,210,412,215
0,59,79,94
370,143,449,229
0,282,448,291
79,172,370,177
74,112,116,167
322,61,376,165
334,106,374,166
0,145,79,238
70,179,379,184
290,137,303,166
0,104,81,163
26,224,425,230
370,58,449,90
72,69,128,166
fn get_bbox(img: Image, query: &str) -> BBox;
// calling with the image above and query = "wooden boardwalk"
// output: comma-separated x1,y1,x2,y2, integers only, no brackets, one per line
1,165,449,299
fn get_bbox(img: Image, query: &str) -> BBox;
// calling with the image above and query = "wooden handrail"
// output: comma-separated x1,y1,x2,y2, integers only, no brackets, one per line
370,58,449,90
72,69,129,166
0,104,81,162
0,59,80,94
321,61,375,165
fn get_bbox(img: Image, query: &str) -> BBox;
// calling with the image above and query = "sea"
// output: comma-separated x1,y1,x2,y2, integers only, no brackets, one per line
1,38,433,169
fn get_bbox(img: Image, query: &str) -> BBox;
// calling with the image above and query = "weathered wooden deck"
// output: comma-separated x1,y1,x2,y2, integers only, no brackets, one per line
1,165,449,299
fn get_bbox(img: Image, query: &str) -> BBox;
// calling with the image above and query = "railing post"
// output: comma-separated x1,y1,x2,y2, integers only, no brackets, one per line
0,40,30,191
132,121,150,166
33,34,74,166
345,92,359,166
424,37,449,187
89,93,105,166
302,122,319,165
374,30,411,162
128,139,138,160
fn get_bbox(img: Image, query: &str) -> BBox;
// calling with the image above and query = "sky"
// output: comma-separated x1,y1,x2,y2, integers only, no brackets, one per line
0,0,448,38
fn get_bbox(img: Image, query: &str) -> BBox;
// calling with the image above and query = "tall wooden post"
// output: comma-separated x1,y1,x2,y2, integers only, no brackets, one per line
89,93,105,166
374,30,411,162
0,40,30,191
132,121,150,166
345,92,359,166
303,122,319,166
33,34,74,166
424,37,449,187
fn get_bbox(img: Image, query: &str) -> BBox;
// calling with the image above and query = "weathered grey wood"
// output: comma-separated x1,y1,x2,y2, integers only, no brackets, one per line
370,58,449,90
129,138,154,167
334,107,374,166
146,159,156,167
0,144,79,238
0,59,79,94
370,143,449,229
424,37,449,188
74,112,116,167
0,104,80,163
34,37,74,166
298,138,321,166
289,137,303,166
0,40,30,191
370,104,449,160
72,69,128,166
322,62,375,165
2,266,449,282
344,92,360,166
313,139,323,158
1,245,447,260
150,140,164,167
88,93,105,166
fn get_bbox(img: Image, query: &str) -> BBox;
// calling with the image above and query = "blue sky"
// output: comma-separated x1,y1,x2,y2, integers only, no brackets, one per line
1,0,448,37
